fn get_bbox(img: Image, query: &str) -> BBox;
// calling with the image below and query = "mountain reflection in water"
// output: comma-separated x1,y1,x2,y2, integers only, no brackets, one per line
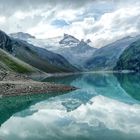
0,73,140,140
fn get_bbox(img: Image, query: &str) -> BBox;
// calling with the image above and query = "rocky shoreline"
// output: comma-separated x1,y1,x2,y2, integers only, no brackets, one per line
0,71,77,97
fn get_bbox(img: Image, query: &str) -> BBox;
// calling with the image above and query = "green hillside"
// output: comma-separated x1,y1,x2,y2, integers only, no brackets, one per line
0,48,37,73
114,39,140,72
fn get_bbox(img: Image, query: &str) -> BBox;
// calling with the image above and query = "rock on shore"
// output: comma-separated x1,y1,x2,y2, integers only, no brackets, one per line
0,71,77,97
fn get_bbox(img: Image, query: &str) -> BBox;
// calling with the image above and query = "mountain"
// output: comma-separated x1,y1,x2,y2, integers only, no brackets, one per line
10,32,35,40
59,33,79,47
0,30,78,73
0,48,37,73
11,33,96,69
85,36,140,71
56,38,96,68
114,39,140,72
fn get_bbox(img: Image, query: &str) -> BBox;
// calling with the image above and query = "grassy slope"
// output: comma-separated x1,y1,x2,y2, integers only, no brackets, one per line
0,49,38,73
14,44,78,73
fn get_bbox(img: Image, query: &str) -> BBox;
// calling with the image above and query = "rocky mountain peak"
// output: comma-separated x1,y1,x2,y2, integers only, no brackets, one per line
59,34,80,46
86,39,92,44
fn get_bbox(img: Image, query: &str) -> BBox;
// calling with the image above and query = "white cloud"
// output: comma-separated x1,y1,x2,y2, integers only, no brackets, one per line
0,0,139,48
28,23,65,39
13,10,41,20
27,3,140,48
55,9,82,22
88,5,140,47
27,16,96,40
0,16,6,24
0,95,140,140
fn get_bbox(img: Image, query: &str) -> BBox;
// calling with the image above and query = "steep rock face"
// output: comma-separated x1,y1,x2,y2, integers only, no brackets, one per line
0,30,78,73
114,39,140,72
59,34,79,47
85,36,140,70
0,30,13,52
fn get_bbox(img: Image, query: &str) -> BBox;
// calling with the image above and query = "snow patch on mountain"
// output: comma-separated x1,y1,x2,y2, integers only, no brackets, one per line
10,32,35,40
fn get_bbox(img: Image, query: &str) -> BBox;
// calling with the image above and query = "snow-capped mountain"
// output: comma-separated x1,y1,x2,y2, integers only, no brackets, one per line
10,32,35,40
56,38,96,68
59,34,79,47
10,32,96,69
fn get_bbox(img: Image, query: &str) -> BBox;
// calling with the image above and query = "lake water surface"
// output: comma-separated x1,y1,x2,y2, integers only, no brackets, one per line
0,73,140,140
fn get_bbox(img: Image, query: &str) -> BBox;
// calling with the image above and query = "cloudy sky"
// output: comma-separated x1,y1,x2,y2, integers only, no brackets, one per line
0,0,140,47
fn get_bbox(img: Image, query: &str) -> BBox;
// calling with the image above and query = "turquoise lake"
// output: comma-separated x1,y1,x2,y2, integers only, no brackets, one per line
0,73,140,140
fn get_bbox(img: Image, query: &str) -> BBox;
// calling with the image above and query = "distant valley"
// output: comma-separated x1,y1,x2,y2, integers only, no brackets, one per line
10,31,140,73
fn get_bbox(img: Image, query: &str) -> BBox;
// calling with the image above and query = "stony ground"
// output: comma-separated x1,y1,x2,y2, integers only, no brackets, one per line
0,70,77,97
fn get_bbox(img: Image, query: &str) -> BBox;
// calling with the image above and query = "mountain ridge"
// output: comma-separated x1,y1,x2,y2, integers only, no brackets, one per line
114,39,140,72
85,35,140,70
11,32,96,69
0,30,78,73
